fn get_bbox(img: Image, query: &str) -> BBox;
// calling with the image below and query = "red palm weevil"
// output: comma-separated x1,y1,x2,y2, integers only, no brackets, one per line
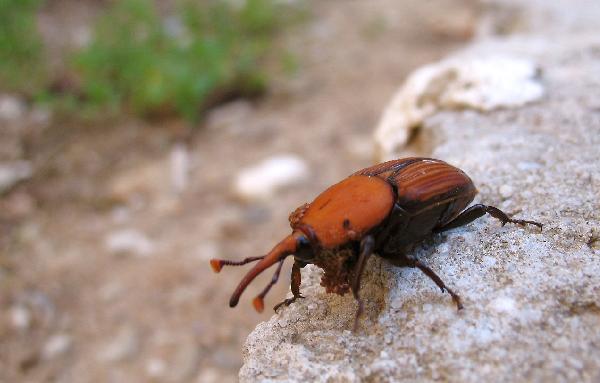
210,157,542,330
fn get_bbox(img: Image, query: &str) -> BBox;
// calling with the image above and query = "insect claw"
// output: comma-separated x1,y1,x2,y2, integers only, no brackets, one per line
451,294,463,310
273,295,305,312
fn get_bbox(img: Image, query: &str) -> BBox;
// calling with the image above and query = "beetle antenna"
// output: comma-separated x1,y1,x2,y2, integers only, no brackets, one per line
228,233,299,308
210,256,264,273
252,258,285,312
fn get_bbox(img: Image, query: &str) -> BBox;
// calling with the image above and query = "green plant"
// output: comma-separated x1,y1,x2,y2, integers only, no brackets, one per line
73,0,298,122
0,0,45,94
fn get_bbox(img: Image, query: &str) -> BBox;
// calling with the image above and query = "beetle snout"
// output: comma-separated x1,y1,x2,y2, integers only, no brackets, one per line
224,233,302,311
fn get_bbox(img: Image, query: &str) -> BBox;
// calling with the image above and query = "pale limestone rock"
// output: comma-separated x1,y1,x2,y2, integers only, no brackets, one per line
374,55,543,160
240,1,600,382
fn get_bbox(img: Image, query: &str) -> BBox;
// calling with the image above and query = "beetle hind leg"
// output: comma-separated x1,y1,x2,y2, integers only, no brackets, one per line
386,256,463,310
434,204,542,233
413,260,463,310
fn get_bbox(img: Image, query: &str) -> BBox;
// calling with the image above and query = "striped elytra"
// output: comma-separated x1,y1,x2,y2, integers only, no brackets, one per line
354,157,477,217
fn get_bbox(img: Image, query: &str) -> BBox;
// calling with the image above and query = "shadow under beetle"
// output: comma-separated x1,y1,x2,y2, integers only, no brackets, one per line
210,157,542,330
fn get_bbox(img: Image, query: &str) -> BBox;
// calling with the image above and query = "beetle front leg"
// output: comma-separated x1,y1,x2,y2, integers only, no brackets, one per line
351,235,375,331
435,204,542,233
274,260,305,312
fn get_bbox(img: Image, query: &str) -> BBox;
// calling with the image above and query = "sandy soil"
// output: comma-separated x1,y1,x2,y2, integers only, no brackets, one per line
0,1,479,381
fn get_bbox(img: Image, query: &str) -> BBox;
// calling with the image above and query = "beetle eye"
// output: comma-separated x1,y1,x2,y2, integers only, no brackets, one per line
294,235,314,261
297,235,309,247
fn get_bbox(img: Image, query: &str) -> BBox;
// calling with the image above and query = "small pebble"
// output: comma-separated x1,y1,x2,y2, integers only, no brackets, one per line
10,306,31,330
489,296,517,314
233,155,309,201
499,184,514,199
98,326,140,362
0,161,33,193
0,95,26,121
42,334,72,359
145,357,167,378
104,229,155,257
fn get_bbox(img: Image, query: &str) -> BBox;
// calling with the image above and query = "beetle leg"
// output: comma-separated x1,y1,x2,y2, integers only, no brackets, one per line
351,235,375,331
274,260,305,312
385,255,463,310
434,204,543,233
251,259,285,313
413,259,463,310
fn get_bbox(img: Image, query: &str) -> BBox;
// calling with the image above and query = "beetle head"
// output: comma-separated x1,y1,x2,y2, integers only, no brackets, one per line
291,234,314,262
210,231,311,312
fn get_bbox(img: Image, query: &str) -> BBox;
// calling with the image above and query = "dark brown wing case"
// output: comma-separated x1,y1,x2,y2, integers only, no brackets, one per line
355,157,477,217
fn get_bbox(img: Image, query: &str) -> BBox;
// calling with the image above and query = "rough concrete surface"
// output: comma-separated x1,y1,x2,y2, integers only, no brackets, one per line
240,1,600,382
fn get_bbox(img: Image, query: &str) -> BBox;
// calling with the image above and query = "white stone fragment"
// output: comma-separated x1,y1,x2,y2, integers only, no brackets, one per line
10,305,31,330
170,142,190,194
489,296,517,314
374,55,544,160
0,161,33,193
145,357,167,378
0,95,26,121
105,229,155,257
233,155,309,201
42,334,72,359
499,184,514,199
240,2,600,378
441,57,543,111
98,326,140,362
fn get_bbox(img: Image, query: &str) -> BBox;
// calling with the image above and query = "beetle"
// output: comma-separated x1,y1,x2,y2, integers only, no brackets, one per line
210,157,542,330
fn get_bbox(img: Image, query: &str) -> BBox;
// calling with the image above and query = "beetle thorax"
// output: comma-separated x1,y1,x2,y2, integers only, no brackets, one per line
312,247,356,296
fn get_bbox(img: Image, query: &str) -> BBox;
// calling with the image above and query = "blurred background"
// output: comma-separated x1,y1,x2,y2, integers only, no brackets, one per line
0,0,479,381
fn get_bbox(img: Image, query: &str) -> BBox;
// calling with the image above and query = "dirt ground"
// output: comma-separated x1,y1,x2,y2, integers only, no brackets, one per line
0,1,479,381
